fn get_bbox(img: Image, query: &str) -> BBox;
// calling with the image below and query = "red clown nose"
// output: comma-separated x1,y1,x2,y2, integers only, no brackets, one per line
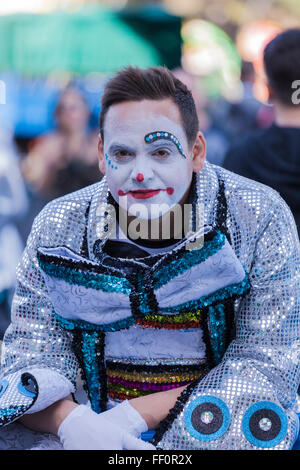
136,173,144,182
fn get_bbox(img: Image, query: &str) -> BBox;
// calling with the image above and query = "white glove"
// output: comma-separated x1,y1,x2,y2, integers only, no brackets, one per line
57,400,156,450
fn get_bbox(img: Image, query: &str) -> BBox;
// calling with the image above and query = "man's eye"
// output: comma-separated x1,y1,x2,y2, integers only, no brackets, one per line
114,150,133,161
153,149,170,158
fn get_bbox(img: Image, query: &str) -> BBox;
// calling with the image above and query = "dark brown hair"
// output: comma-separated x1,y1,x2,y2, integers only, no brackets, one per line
99,66,199,148
264,28,300,106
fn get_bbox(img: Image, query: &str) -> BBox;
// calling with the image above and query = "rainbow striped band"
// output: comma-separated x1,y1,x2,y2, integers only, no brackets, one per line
135,309,202,330
106,360,207,401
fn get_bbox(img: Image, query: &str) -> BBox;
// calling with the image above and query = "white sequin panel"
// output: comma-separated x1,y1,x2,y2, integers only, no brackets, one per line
105,324,206,361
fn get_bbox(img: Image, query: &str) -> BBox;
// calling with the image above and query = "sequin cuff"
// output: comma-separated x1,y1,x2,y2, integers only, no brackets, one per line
152,374,297,450
0,370,39,426
25,368,75,414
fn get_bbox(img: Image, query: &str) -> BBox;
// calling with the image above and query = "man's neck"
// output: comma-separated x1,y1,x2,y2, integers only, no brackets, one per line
274,101,300,128
117,206,189,245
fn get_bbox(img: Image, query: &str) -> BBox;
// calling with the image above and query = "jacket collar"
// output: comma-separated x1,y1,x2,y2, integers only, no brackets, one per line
87,161,219,263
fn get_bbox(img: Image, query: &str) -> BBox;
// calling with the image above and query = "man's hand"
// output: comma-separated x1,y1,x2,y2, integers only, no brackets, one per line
57,401,155,450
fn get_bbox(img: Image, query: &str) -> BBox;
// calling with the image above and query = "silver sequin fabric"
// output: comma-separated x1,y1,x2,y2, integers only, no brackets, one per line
1,161,300,449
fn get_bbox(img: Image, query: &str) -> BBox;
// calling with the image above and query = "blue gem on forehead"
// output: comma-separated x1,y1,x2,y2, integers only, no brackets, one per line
144,131,186,159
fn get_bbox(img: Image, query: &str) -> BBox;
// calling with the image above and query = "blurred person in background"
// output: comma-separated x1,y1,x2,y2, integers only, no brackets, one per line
223,29,300,236
22,86,102,203
207,60,272,165
228,61,272,134
172,67,229,166
0,130,28,338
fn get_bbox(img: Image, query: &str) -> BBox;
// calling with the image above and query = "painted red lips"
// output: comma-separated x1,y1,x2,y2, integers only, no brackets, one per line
118,187,174,199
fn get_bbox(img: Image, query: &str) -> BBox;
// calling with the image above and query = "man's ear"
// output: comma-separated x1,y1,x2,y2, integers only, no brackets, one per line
98,135,106,175
266,82,275,104
192,132,206,173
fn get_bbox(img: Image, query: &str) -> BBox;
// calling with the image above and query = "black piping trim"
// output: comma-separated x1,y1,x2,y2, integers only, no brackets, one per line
96,331,108,412
80,202,92,258
151,376,209,447
105,360,206,375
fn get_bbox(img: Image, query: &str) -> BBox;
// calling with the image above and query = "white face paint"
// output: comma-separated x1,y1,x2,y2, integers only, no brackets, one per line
102,99,194,219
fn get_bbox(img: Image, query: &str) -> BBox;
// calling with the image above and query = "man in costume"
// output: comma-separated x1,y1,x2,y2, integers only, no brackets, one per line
0,67,299,450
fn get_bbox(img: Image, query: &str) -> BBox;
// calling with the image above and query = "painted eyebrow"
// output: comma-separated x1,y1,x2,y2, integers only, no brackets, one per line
144,131,186,159
107,143,137,154
146,140,175,151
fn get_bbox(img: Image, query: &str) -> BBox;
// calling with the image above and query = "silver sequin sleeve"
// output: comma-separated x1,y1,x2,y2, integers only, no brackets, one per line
155,180,300,450
0,195,90,387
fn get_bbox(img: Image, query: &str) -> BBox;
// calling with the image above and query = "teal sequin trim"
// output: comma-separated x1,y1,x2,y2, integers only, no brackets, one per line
0,406,23,417
81,331,102,413
208,304,227,365
38,259,131,295
55,313,136,332
153,231,226,290
160,274,250,313
136,272,151,315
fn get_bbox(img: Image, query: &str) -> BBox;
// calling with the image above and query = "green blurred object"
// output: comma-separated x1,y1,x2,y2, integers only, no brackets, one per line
0,6,168,76
119,5,182,71
181,19,241,99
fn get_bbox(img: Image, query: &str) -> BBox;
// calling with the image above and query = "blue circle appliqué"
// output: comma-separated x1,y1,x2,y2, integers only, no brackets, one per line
184,395,230,442
242,401,288,448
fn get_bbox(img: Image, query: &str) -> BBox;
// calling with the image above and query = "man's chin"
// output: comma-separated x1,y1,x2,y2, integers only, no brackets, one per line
110,191,187,218
126,199,176,218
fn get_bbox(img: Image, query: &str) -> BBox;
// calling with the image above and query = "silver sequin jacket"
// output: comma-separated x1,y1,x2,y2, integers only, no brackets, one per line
1,162,300,449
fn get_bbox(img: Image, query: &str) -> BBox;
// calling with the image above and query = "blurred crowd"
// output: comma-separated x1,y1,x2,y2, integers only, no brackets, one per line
0,85,103,336
1,27,299,338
